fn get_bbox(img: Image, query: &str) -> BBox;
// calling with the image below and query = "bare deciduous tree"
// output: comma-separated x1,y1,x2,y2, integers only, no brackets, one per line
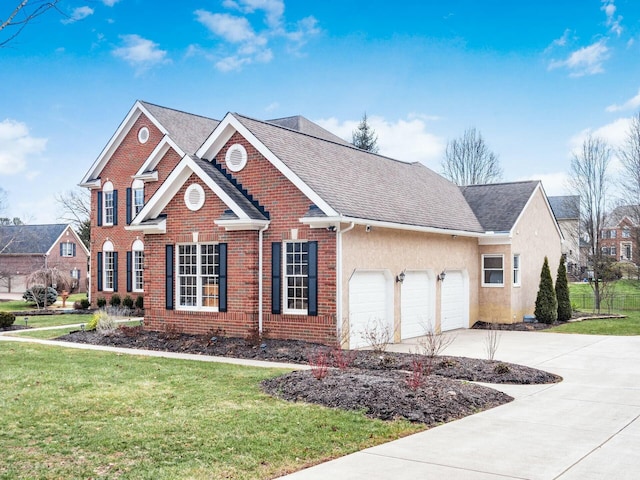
55,188,90,247
617,111,640,265
441,127,502,186
569,135,611,311
1,1,62,48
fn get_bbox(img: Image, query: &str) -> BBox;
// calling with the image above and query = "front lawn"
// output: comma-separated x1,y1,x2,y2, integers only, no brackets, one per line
547,311,640,335
0,343,422,479
9,313,94,329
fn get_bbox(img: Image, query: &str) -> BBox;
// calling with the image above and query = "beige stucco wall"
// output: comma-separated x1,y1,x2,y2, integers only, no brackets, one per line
477,244,514,322
510,188,563,322
341,224,480,344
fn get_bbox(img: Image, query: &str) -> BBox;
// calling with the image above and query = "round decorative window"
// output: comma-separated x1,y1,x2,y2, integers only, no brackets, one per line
138,127,150,144
225,144,248,172
184,184,205,211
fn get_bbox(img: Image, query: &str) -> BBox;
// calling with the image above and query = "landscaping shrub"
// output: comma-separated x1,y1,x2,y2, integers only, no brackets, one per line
80,298,90,309
86,310,116,333
22,285,58,307
135,295,144,310
73,301,83,310
0,312,16,328
534,256,558,324
122,295,134,309
555,256,572,322
96,297,107,308
109,294,121,307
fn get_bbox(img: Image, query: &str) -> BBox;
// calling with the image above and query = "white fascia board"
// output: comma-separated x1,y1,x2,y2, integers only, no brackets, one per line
130,156,252,227
134,135,184,178
478,233,512,245
214,219,270,231
133,171,159,182
79,178,101,189
301,215,484,238
197,113,338,218
80,101,169,185
125,218,166,234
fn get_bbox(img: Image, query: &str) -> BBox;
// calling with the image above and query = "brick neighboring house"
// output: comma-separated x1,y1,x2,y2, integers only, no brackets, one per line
548,195,581,276
0,224,89,293
600,205,640,264
81,100,562,347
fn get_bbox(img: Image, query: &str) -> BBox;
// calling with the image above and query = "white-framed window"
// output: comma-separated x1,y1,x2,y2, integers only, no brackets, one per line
611,245,617,256
103,240,114,291
482,254,504,286
132,179,144,216
103,181,114,226
132,239,144,292
624,243,632,260
623,228,631,238
513,254,521,287
177,243,219,310
611,230,617,239
61,242,74,257
284,241,309,313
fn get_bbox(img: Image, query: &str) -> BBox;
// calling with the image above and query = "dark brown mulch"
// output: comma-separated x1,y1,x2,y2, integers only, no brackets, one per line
54,328,562,425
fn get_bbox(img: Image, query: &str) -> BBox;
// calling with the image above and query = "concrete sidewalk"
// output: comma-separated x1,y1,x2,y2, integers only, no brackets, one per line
279,330,640,480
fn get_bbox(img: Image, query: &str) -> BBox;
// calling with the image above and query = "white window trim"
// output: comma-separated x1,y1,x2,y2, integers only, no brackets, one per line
175,242,219,312
103,243,115,292
61,242,74,257
103,181,114,226
132,179,145,218
283,240,309,315
513,254,521,287
132,239,144,293
481,254,504,287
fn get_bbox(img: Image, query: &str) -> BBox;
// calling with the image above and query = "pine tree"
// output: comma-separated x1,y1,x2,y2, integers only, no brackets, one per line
555,255,572,322
534,256,558,324
352,113,379,153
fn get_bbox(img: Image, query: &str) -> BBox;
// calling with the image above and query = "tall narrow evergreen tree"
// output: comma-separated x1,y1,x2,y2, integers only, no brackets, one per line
352,113,379,153
555,255,572,322
534,256,558,324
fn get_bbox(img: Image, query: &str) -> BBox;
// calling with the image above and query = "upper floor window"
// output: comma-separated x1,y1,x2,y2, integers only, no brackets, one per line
482,254,504,286
177,243,219,310
623,228,631,238
61,242,75,257
611,229,617,239
103,181,114,226
132,179,144,216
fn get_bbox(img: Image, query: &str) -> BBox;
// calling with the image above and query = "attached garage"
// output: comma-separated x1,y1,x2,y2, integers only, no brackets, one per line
400,270,435,339
440,270,469,331
348,270,393,349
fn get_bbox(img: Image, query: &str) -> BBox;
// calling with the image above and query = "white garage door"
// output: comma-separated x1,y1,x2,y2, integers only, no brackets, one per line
349,271,392,349
401,271,434,339
441,270,469,331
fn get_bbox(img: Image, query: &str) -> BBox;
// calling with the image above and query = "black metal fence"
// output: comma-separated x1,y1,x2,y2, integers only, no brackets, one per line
571,293,640,312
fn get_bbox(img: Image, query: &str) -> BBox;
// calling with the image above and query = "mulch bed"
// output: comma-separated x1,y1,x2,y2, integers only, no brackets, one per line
52,328,562,426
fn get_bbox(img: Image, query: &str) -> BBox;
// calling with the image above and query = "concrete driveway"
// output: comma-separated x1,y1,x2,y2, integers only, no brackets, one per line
279,330,640,479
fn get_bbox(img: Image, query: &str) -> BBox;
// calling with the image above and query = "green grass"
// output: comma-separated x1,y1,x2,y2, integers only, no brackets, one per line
548,310,640,335
0,300,34,312
570,279,640,296
12,313,94,329
0,343,422,479
7,326,81,339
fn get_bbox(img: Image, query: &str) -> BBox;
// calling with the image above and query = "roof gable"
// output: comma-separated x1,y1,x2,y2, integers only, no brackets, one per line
0,224,69,255
548,195,580,220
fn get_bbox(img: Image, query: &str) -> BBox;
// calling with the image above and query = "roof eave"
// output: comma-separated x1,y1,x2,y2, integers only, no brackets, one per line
125,218,166,235
214,219,270,231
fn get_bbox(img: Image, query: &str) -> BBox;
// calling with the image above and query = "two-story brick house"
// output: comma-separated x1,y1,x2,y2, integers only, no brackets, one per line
81,100,562,347
600,205,640,264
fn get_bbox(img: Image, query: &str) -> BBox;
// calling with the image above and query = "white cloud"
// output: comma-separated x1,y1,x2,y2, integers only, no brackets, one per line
569,117,631,155
548,40,609,77
546,28,572,52
601,0,623,36
112,34,169,73
519,172,570,196
102,0,121,6
194,2,319,72
265,102,280,112
0,119,47,175
61,6,94,24
315,115,445,166
606,88,640,112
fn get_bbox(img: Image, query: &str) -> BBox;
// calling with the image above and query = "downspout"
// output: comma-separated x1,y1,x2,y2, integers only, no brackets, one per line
258,223,269,335
336,222,355,345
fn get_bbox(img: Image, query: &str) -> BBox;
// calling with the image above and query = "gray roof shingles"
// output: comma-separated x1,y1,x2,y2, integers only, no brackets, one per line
548,195,579,220
234,114,484,233
266,115,351,146
460,181,540,232
0,224,67,255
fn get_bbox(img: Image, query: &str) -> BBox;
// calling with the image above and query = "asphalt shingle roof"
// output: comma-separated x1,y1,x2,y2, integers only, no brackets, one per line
548,195,579,220
605,205,640,227
141,101,220,155
460,181,540,233
266,115,351,146
234,114,484,233
0,224,67,255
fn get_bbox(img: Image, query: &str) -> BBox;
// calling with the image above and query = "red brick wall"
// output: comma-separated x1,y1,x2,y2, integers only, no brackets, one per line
47,228,89,293
143,132,337,344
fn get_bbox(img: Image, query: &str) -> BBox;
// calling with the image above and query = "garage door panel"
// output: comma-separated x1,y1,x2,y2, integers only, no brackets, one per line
441,270,468,331
401,271,434,339
349,271,392,349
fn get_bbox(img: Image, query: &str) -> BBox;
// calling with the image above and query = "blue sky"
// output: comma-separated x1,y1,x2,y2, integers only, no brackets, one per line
1,0,640,223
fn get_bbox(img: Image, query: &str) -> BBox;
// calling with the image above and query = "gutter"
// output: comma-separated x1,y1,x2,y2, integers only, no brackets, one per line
336,222,355,345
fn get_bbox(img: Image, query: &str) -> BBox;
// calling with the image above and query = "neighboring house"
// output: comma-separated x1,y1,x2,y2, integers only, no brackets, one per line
600,205,640,264
0,224,89,293
81,100,562,347
548,195,581,276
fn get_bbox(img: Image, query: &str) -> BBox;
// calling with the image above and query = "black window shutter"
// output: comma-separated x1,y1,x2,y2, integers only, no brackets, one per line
308,241,318,316
166,245,174,310
97,191,103,226
271,242,281,314
59,243,63,256
113,252,119,292
126,188,132,225
113,190,118,226
72,243,76,257
97,252,103,291
217,243,227,312
126,251,132,292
